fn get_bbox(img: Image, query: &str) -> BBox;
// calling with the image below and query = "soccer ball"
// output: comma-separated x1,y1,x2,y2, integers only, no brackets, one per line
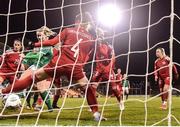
2,94,21,109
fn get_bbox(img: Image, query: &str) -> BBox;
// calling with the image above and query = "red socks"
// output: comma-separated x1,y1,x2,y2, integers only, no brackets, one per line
86,85,98,113
53,95,60,106
163,92,168,102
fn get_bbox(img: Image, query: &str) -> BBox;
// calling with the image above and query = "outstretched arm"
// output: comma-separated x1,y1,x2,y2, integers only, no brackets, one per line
34,29,67,47
154,61,158,82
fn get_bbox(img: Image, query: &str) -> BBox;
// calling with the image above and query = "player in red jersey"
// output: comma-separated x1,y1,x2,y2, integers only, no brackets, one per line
116,68,123,93
86,29,124,117
0,12,106,121
154,48,179,110
0,39,24,85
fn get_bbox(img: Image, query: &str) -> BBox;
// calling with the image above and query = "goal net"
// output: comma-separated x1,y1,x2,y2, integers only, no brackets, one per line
0,0,180,126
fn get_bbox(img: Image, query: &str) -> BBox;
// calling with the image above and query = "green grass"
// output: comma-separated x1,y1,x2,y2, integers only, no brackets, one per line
0,96,180,126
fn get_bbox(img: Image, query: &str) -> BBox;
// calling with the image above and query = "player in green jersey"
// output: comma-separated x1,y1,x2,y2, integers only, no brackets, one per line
22,26,58,111
122,74,130,100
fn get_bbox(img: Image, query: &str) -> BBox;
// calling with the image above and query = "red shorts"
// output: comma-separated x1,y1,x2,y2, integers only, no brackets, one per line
0,69,16,84
44,53,85,81
91,69,115,83
117,84,123,92
158,77,170,88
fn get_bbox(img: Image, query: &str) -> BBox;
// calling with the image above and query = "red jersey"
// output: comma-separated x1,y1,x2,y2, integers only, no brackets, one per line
35,27,94,66
116,73,123,84
0,50,22,72
95,43,115,71
154,56,178,79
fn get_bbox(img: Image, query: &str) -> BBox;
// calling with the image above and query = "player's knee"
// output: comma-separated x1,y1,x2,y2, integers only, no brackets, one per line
163,85,169,91
35,69,48,81
0,78,4,84
91,83,98,89
77,76,88,87
159,88,163,92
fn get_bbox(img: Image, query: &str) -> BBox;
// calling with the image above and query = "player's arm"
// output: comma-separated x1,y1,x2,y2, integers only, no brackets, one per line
128,80,130,89
24,52,41,59
34,28,67,47
165,56,179,79
0,52,7,64
20,63,26,71
19,53,26,71
111,51,116,65
154,60,158,82
173,64,179,80
0,55,3,64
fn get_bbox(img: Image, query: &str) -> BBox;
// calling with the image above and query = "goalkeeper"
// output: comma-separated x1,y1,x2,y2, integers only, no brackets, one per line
22,26,61,111
23,46,53,111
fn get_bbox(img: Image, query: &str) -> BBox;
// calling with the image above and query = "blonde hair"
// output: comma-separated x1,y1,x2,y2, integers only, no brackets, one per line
36,26,56,37
157,48,166,56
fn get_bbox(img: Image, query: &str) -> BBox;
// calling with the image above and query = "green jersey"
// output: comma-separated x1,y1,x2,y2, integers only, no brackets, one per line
122,79,129,87
23,47,53,68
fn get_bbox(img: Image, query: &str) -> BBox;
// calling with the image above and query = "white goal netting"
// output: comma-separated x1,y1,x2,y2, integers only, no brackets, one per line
0,0,180,126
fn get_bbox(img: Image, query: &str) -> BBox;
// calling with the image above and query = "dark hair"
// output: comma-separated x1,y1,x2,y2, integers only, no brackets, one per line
14,38,22,43
75,12,94,25
13,38,22,51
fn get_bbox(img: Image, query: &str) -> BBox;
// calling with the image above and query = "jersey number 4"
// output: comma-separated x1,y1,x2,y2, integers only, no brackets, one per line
71,39,83,58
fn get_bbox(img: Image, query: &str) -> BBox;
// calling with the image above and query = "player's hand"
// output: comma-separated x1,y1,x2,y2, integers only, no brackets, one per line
27,41,35,49
155,76,158,82
20,53,25,58
175,74,179,80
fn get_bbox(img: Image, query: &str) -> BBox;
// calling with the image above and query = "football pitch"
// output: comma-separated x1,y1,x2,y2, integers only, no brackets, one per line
0,96,180,126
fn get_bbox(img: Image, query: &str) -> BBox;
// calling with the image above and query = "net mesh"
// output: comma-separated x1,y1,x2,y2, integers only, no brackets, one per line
0,0,179,126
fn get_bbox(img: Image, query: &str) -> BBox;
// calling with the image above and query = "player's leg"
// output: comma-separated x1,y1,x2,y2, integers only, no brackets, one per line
161,77,170,110
26,89,33,109
125,87,129,100
86,71,101,114
87,82,99,113
53,93,60,108
36,80,53,111
32,92,41,111
110,81,124,110
52,78,62,109
77,77,100,121
158,79,164,107
26,85,41,111
111,82,121,102
40,91,53,111
0,76,5,85
111,70,123,102
106,71,123,106
76,76,106,121
1,67,49,94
